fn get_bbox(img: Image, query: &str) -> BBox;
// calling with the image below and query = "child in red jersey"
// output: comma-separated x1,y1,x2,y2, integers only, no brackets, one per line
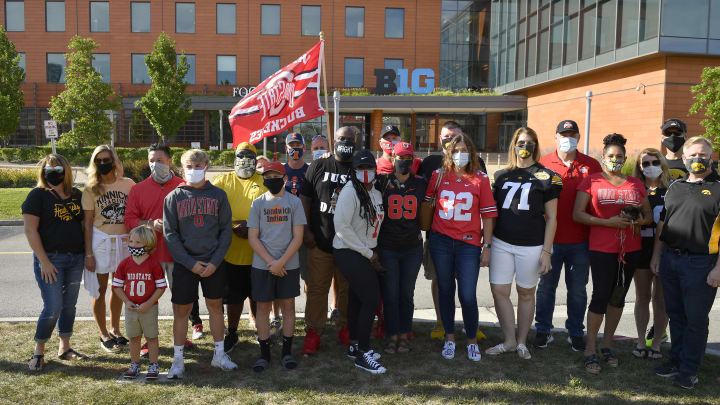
113,226,167,380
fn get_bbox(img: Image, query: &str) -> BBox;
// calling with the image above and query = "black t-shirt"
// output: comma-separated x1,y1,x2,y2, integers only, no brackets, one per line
376,174,427,250
492,163,562,246
284,162,308,196
640,186,667,240
418,154,487,182
660,171,720,254
21,187,85,254
666,158,688,182
299,157,353,253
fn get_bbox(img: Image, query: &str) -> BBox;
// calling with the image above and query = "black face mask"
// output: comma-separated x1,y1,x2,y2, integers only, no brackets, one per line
685,157,711,174
515,144,535,159
263,177,285,195
662,135,685,153
441,138,453,150
97,162,114,175
394,159,413,175
335,140,355,161
45,171,65,186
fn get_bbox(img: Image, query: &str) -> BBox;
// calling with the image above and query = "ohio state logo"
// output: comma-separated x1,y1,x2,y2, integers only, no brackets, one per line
564,122,572,129
259,71,296,120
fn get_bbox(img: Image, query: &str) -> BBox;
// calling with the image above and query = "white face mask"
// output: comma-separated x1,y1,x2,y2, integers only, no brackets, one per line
355,169,376,184
184,168,206,184
452,152,470,168
558,136,578,153
642,165,663,179
312,149,328,160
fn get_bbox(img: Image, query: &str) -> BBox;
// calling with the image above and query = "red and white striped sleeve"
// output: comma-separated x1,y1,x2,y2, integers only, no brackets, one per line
477,173,498,218
152,264,167,289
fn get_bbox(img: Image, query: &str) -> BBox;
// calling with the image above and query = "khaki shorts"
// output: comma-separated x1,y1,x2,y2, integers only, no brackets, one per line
125,304,159,339
423,239,436,280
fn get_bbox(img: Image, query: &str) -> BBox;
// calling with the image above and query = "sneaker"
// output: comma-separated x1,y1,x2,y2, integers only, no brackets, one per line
123,362,140,379
442,340,456,360
430,321,444,340
167,357,184,379
568,336,586,352
467,343,482,362
646,326,669,348
534,332,554,349
192,324,204,340
338,326,350,347
673,373,699,389
347,343,381,360
355,350,386,374
270,318,282,338
373,317,385,339
211,352,239,371
140,342,149,358
183,339,194,349
146,362,159,380
224,332,239,354
655,363,680,378
329,308,339,323
302,329,321,355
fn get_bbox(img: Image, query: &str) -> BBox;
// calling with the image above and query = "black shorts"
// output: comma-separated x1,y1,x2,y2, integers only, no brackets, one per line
251,268,300,302
638,237,654,270
171,262,227,305
225,263,252,304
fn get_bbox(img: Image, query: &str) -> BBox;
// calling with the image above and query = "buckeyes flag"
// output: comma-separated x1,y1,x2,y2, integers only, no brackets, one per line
229,41,325,146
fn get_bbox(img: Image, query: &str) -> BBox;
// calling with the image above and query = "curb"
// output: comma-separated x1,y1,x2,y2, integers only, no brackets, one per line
0,220,22,226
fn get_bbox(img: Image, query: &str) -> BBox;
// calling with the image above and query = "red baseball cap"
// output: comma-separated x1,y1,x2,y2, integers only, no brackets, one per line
262,161,286,175
393,141,414,157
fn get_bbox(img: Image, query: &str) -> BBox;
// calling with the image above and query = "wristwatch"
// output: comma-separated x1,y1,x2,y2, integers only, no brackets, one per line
482,243,491,249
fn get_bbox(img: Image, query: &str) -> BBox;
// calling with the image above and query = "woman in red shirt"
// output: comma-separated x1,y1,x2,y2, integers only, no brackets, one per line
573,134,652,374
426,134,497,362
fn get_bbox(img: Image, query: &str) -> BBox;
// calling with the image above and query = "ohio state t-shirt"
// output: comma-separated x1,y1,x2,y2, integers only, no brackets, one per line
112,255,167,305
577,173,647,253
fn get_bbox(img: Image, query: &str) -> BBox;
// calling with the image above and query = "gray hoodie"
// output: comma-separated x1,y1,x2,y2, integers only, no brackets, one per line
163,181,232,269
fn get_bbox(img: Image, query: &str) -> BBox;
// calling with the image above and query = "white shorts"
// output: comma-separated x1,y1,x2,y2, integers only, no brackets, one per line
489,237,543,288
92,230,129,274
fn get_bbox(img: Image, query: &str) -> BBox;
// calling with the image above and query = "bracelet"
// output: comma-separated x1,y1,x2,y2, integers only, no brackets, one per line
85,253,94,258
542,249,552,256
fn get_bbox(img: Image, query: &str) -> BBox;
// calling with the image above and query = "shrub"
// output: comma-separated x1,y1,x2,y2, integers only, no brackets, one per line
217,150,235,166
0,168,38,188
121,159,151,183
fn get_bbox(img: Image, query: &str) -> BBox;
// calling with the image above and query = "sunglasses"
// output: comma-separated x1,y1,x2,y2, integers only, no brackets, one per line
94,157,113,165
664,131,683,137
311,135,328,141
641,160,661,168
516,141,535,147
44,165,64,173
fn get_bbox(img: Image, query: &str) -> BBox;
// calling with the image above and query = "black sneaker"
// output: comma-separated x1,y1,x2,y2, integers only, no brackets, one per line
354,350,386,374
673,373,698,389
655,362,680,378
568,336,586,352
347,344,381,360
224,332,239,354
534,332,553,349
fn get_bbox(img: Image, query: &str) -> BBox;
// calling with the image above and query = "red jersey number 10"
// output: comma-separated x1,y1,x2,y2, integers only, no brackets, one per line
388,195,418,220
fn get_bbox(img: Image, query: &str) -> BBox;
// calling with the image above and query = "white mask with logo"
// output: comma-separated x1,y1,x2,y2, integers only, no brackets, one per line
558,136,578,153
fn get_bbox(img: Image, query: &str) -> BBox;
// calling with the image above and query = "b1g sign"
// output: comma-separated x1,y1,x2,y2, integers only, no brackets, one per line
373,68,435,95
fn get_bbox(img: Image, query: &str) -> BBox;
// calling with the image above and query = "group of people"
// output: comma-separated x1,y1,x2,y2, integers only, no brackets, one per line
21,117,720,388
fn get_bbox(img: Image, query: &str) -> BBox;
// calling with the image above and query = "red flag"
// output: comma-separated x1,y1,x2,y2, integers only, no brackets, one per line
229,41,325,146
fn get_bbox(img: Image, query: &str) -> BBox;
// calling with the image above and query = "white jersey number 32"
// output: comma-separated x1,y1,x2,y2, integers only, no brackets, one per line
438,190,473,221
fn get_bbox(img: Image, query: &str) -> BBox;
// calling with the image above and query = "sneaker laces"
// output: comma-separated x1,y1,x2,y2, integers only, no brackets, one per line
364,350,381,369
148,363,158,373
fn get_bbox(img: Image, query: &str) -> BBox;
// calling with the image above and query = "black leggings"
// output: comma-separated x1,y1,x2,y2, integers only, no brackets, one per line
588,250,640,315
334,248,380,352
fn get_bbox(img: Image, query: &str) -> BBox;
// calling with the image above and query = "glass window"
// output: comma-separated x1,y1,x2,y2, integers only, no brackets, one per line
217,4,236,34
178,54,195,84
344,57,363,87
596,0,616,54
712,0,720,39
568,0,580,14
302,5,321,36
550,0,563,68
46,1,65,32
217,55,236,85
580,4,596,60
90,2,109,32
92,53,110,83
640,0,659,40
6,1,24,31
538,29,549,73
385,8,404,38
176,3,195,33
661,0,709,38
261,4,280,35
517,40,526,78
618,0,639,47
527,35,537,76
345,7,364,37
18,52,25,75
131,2,150,33
565,13,579,64
46,53,65,83
260,56,280,81
132,54,150,84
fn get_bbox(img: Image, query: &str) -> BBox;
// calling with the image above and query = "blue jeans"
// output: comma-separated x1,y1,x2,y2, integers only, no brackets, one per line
428,231,481,339
379,245,423,336
33,253,84,344
534,241,590,337
660,248,718,375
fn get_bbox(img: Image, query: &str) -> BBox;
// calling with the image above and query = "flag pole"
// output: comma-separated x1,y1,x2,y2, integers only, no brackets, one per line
319,32,333,150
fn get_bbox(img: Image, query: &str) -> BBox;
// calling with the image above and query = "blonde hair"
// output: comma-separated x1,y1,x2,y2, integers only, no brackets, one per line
180,149,209,166
37,154,73,195
129,225,157,254
506,127,540,171
441,134,484,174
633,148,670,189
683,136,714,154
86,145,123,196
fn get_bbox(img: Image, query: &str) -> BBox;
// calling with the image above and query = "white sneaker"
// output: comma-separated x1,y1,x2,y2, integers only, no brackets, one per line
167,357,185,379
442,341,456,360
467,343,482,362
192,324,204,340
211,352,238,371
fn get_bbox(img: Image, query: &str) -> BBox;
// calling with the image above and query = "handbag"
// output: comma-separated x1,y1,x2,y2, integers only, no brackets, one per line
419,170,444,231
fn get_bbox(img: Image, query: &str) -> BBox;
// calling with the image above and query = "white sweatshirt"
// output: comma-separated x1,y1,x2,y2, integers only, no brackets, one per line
332,181,384,259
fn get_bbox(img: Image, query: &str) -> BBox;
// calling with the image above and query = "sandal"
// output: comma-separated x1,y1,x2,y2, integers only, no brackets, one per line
584,354,601,374
648,349,663,360
109,333,129,346
100,337,121,353
516,344,532,360
632,347,649,359
397,339,410,353
281,354,297,370
28,354,44,371
384,340,397,354
600,348,618,367
485,343,516,355
58,348,87,360
252,358,269,373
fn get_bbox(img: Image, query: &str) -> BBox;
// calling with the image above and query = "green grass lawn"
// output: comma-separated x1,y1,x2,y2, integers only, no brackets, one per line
0,188,30,220
1,320,719,404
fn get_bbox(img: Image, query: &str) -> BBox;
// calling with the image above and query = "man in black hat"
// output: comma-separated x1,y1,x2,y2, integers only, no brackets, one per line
377,125,401,175
661,119,690,181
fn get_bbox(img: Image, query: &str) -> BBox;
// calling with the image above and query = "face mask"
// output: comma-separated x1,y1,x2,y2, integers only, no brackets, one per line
335,141,355,161
263,177,285,195
150,162,172,184
394,159,413,175
97,162,114,175
662,135,685,153
45,171,65,186
235,156,256,178
184,168,206,184
685,157,711,174
356,169,376,184
452,152,470,168
287,146,304,160
128,246,147,257
603,158,625,172
313,149,328,160
558,136,578,153
515,144,535,159
642,165,663,179
441,137,453,150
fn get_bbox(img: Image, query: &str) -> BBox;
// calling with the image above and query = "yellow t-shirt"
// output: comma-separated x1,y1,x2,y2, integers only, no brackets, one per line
81,177,135,235
212,171,267,265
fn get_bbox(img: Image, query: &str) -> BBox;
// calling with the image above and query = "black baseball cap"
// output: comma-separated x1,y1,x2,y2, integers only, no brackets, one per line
352,150,377,168
381,125,400,137
661,119,687,134
556,120,579,134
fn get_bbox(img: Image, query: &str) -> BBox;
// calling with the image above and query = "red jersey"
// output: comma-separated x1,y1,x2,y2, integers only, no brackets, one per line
376,157,394,175
539,151,602,244
112,255,167,305
577,173,647,253
124,175,185,262
425,169,497,246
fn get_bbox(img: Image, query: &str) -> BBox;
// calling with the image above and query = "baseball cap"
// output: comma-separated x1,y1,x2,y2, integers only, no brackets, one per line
381,125,400,138
262,161,286,175
661,119,687,134
236,142,257,155
556,120,579,134
393,142,414,157
285,132,305,145
352,150,377,168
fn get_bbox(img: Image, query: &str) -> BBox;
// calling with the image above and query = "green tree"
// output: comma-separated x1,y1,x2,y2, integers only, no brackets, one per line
49,36,121,147
136,33,192,142
0,26,26,142
690,66,720,150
